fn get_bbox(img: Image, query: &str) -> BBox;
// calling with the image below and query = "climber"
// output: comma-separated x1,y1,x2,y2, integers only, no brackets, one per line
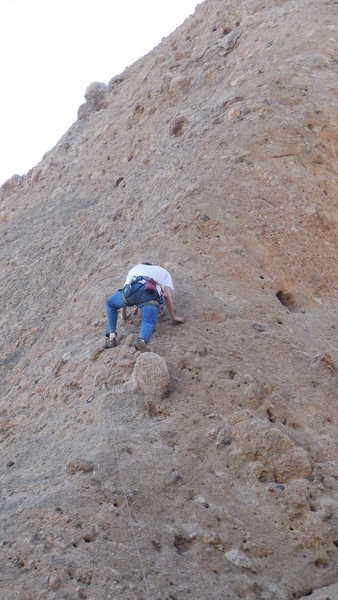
105,262,185,352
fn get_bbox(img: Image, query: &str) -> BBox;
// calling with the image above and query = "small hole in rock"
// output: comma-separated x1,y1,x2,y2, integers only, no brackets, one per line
84,534,96,543
314,558,328,568
174,535,193,554
267,408,276,423
276,290,298,312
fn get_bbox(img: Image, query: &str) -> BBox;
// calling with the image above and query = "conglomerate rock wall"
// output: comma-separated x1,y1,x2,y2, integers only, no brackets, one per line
0,1,337,599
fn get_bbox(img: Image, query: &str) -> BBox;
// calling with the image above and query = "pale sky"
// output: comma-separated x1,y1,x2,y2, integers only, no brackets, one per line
0,0,198,186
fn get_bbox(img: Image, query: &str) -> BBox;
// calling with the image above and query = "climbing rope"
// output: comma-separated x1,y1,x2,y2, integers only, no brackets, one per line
84,382,151,600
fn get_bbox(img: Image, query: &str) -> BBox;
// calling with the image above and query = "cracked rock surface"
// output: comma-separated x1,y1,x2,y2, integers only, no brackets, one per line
0,1,337,599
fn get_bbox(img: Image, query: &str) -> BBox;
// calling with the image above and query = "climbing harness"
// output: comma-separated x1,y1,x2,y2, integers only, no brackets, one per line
121,276,162,309
121,280,144,306
84,382,150,600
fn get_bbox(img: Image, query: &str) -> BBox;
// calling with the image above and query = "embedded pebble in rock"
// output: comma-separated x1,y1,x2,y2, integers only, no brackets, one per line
216,422,232,447
0,0,337,599
275,484,285,491
132,352,170,398
84,81,110,112
202,532,223,551
48,576,61,590
228,107,241,120
225,548,257,573
231,416,312,482
297,582,338,600
66,459,94,475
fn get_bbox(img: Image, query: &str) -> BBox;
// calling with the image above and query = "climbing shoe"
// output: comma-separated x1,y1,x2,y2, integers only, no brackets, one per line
134,337,149,352
104,333,117,348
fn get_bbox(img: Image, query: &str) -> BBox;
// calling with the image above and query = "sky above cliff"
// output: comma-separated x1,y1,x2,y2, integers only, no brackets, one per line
0,0,198,186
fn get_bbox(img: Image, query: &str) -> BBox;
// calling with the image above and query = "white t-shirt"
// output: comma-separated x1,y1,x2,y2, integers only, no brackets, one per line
125,264,174,293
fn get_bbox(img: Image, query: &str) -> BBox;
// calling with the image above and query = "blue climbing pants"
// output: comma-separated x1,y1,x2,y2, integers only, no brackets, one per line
106,285,159,344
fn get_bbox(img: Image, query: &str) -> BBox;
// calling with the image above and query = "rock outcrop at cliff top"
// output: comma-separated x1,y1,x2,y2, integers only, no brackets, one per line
1,1,337,599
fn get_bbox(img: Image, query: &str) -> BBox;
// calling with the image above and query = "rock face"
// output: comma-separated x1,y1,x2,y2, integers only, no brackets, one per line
78,81,111,118
0,1,337,599
231,414,312,482
132,351,171,398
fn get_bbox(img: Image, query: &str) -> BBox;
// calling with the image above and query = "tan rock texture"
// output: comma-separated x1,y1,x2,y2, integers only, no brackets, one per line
0,1,337,599
230,414,312,482
132,351,171,398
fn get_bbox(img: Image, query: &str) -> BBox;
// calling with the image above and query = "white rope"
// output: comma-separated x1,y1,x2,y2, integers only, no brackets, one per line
86,382,151,600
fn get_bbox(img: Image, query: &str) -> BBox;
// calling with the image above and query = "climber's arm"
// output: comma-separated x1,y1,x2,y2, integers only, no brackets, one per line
164,286,185,323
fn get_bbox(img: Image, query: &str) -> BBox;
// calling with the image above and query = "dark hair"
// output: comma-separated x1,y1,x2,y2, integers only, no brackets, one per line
142,262,152,265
